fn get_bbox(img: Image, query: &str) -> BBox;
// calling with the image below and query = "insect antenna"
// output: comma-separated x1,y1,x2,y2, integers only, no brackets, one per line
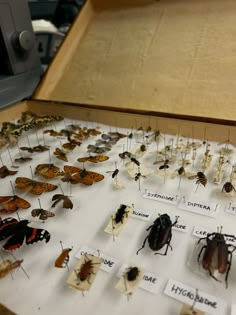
11,253,30,279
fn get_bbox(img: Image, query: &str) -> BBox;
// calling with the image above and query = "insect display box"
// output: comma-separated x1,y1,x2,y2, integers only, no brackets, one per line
1,0,236,315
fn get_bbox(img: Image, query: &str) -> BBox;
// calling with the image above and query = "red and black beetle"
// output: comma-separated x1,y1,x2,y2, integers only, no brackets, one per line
136,214,178,255
197,228,236,288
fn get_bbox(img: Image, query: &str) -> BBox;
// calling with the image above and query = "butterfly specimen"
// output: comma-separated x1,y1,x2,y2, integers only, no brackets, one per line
51,194,73,209
77,155,109,163
53,148,68,162
62,142,76,151
35,164,62,179
0,217,50,250
20,145,49,153
0,166,18,178
61,165,104,185
44,129,64,137
14,157,32,163
0,258,23,278
15,177,58,195
87,144,111,154
0,195,30,213
31,208,55,220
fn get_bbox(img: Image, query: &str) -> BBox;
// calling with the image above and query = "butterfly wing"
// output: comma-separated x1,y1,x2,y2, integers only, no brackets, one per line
25,226,50,245
32,145,49,152
35,164,61,179
51,194,63,207
3,231,25,250
73,169,104,185
0,166,18,178
30,182,58,195
14,157,32,163
0,218,19,241
63,165,81,174
0,195,30,212
31,209,55,220
54,148,68,162
15,177,33,193
63,196,73,209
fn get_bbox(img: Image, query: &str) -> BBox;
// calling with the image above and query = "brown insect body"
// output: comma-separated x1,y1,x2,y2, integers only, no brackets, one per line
54,248,72,268
222,182,235,193
198,232,236,288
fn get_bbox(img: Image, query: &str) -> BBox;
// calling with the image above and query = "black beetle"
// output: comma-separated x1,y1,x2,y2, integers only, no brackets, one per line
113,204,129,225
126,266,139,281
197,228,236,288
136,214,178,255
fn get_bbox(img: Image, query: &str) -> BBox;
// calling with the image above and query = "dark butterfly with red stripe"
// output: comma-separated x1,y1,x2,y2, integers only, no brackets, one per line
0,217,50,250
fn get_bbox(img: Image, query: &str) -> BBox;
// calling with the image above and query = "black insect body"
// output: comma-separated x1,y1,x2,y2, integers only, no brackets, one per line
137,214,178,255
188,171,207,187
112,169,119,179
197,231,236,288
130,157,140,167
113,204,129,225
222,182,236,193
126,266,139,281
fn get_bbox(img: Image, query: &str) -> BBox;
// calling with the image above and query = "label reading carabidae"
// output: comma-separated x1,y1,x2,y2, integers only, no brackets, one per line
136,213,178,255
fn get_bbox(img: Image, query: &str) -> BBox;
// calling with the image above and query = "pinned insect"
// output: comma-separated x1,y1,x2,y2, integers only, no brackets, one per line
15,177,58,195
31,199,55,221
197,227,236,288
69,254,102,292
20,145,49,153
35,163,62,179
105,205,133,238
212,153,229,185
116,265,143,297
53,148,68,162
137,214,178,255
87,144,111,154
0,258,23,278
0,166,18,178
0,217,50,250
0,195,30,213
61,165,104,186
51,194,73,209
222,166,236,193
77,155,109,163
54,241,72,269
188,172,207,189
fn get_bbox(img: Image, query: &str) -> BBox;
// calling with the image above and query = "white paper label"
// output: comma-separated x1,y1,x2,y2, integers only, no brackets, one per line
192,226,212,239
225,202,236,215
192,227,236,246
164,279,227,315
172,217,189,234
178,197,219,218
117,264,162,294
75,246,118,273
131,208,151,221
231,304,236,315
143,189,178,205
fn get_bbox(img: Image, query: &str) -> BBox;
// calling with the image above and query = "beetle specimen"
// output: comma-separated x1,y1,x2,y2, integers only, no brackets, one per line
197,228,236,288
136,214,178,255
113,204,129,226
125,266,140,281
74,254,100,286
54,241,72,269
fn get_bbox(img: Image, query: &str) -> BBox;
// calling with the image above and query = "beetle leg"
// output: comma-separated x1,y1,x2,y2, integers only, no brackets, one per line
154,234,173,256
197,245,206,263
225,246,236,288
136,235,149,255
208,268,221,283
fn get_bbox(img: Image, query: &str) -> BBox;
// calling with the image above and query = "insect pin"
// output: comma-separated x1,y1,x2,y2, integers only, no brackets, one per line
180,289,205,315
137,214,178,256
54,241,72,270
67,253,102,293
197,227,236,288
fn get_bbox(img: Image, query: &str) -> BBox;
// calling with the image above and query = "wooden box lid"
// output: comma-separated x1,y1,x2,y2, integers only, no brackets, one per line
34,0,236,124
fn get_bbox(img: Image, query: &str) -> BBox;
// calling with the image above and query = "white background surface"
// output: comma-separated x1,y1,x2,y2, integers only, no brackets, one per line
0,117,236,315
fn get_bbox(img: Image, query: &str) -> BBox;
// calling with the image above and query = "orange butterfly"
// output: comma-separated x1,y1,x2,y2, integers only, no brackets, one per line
0,195,30,213
77,155,109,163
61,165,104,185
35,164,62,179
53,148,68,162
15,177,58,195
